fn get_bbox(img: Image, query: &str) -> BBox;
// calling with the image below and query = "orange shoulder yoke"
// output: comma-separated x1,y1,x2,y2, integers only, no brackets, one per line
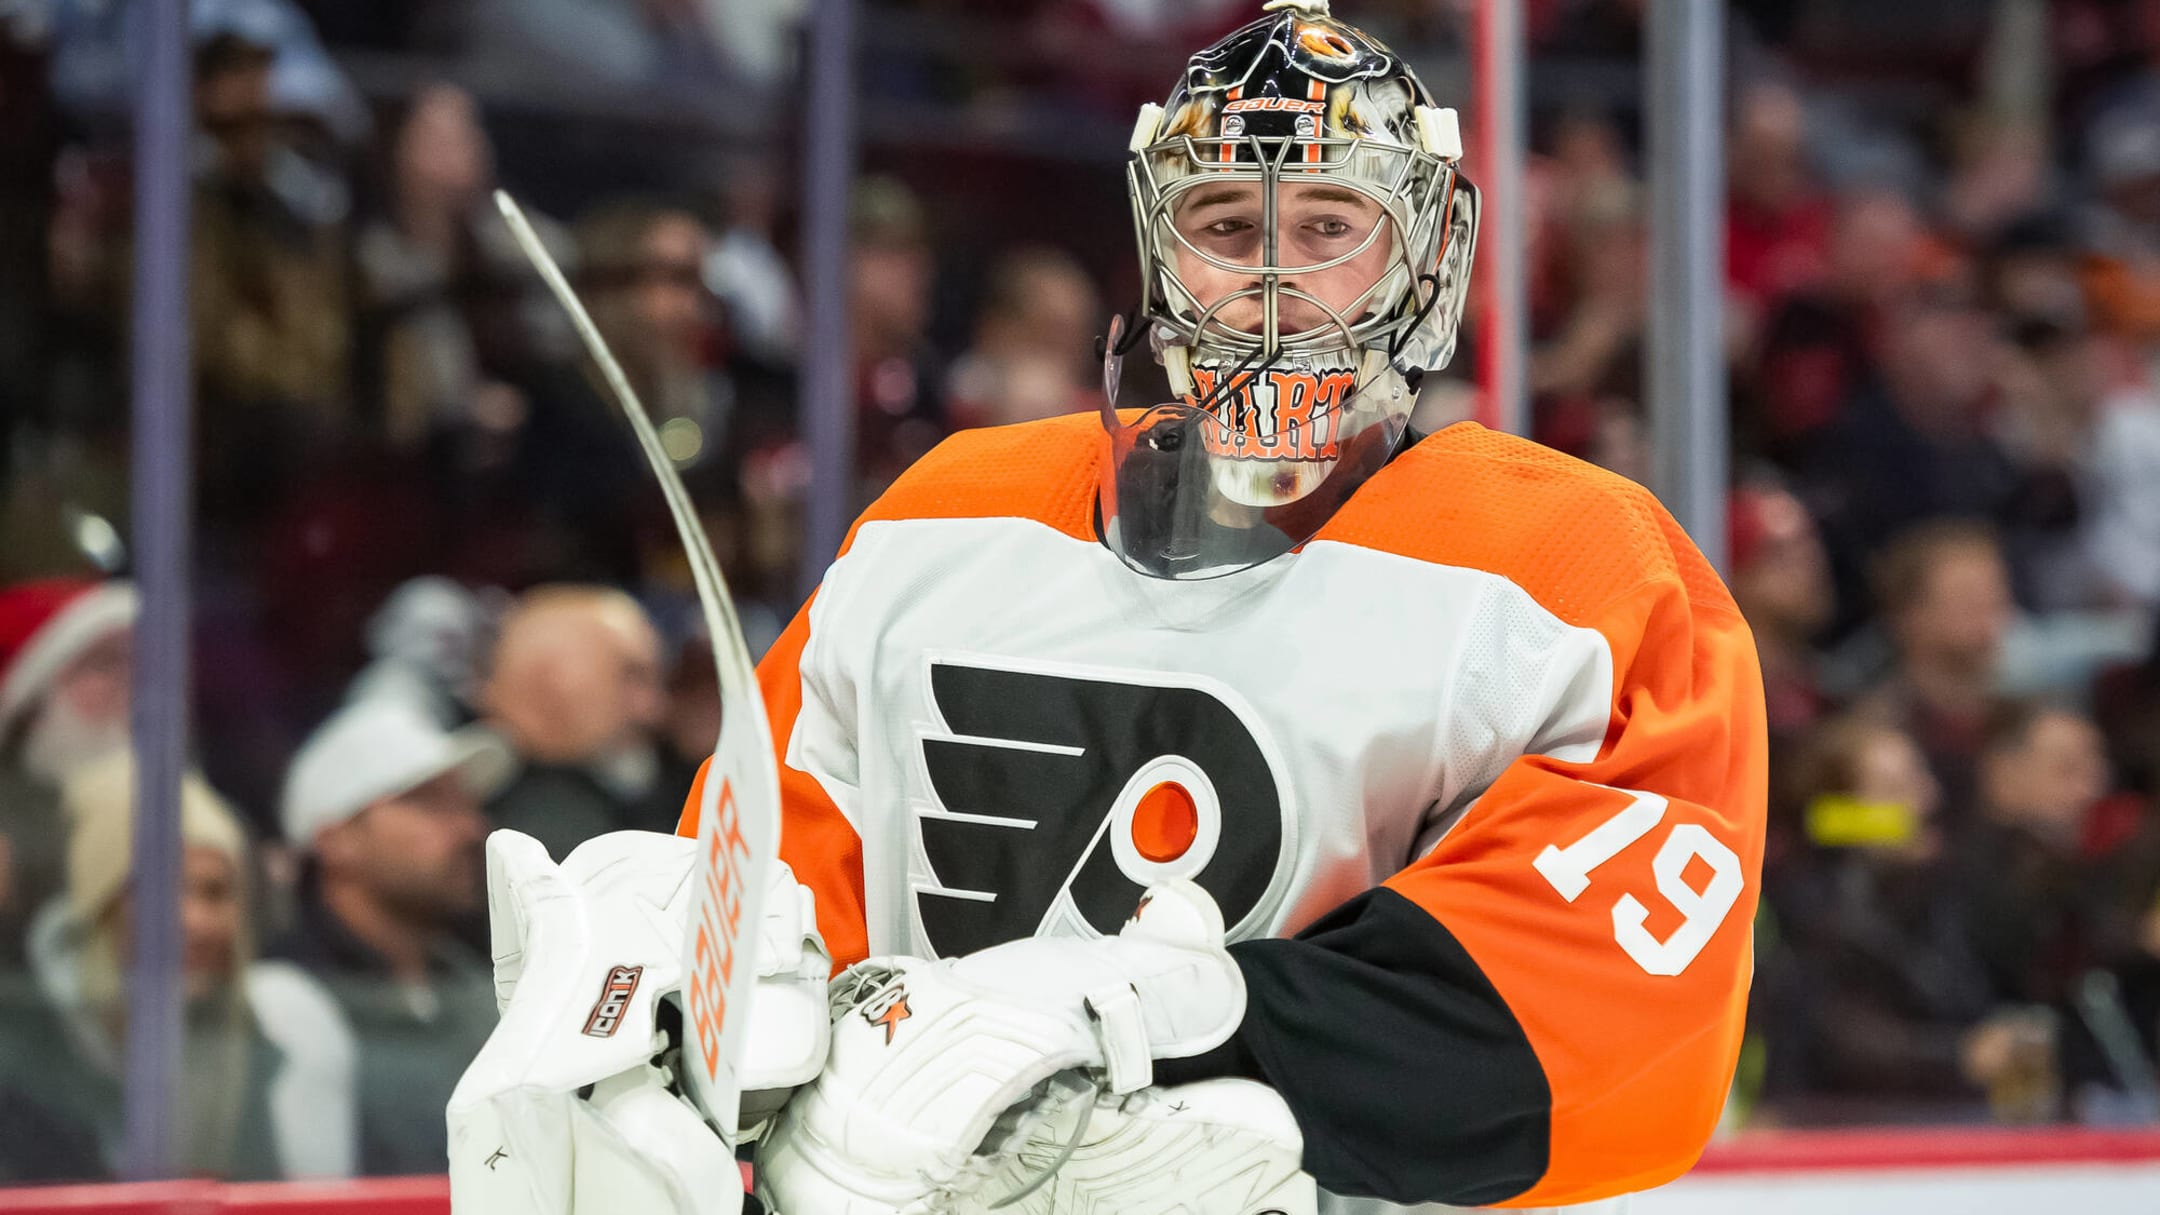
1321,423,1733,628
845,414,1102,550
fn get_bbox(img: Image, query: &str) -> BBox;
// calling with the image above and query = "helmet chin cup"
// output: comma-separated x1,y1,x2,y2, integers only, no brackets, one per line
1096,328,1407,580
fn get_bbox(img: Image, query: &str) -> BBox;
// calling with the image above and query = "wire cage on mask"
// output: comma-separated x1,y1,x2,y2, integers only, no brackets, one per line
1128,128,1463,368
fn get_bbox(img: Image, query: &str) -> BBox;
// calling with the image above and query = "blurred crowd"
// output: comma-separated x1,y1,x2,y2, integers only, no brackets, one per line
2,0,2160,1186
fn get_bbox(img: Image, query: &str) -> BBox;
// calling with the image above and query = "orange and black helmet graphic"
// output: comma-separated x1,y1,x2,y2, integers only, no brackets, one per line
1162,6,1428,162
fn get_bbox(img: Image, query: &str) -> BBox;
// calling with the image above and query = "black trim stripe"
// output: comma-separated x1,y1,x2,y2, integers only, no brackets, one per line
1156,887,1552,1205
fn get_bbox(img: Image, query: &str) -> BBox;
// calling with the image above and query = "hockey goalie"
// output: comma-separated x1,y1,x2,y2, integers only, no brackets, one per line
445,1,1768,1212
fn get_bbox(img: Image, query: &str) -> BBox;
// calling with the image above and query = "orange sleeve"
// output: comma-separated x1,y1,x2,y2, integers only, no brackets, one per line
1160,462,1766,1208
1385,524,1765,1205
677,595,870,973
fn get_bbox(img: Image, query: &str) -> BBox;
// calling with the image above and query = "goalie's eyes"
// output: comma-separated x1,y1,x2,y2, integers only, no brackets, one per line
1180,212,1373,266
1193,215,1357,238
1188,217,1263,260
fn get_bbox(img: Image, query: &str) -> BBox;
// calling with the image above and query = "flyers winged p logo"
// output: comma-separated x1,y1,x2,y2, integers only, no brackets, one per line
914,660,1295,959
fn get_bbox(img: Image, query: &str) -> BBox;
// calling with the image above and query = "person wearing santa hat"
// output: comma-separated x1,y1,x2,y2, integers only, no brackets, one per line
0,578,137,971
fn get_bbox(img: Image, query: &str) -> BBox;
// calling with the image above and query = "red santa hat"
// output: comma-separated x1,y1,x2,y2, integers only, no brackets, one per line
0,578,138,734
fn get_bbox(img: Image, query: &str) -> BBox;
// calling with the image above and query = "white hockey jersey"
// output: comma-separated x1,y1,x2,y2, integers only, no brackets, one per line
681,414,1765,1212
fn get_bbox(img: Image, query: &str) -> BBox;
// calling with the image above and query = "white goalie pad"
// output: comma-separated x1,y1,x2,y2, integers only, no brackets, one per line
447,830,833,1215
557,831,834,1098
449,1060,744,1215
455,830,830,1111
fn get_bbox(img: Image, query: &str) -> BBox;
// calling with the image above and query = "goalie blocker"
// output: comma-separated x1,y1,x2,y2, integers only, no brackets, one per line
445,830,828,1215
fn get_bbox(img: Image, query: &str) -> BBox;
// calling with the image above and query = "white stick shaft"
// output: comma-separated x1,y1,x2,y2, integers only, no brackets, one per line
494,190,781,1145
493,192,736,652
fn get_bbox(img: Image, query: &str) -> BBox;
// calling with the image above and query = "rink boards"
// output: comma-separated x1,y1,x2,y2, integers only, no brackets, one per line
0,1130,2155,1212
1641,1127,2160,1213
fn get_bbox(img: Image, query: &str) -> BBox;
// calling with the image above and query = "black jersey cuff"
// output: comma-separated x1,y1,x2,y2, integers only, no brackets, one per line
1152,886,1552,1206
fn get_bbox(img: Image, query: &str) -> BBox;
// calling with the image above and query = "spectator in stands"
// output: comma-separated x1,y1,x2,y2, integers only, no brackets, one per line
1992,306,2160,611
1739,293,1866,466
272,698,509,1176
1851,522,2015,816
851,176,948,502
1835,514,2142,722
578,199,727,469
1738,189,1933,462
1797,292,2020,629
699,162,807,536
2078,85,2160,342
3,753,343,1179
1822,188,1939,336
1952,700,2160,1114
1523,108,1629,376
1959,702,2116,1008
1759,715,2048,1124
510,198,725,582
663,627,721,800
1986,212,2091,325
0,579,133,970
481,586,673,859
944,245,1104,429
1940,117,2053,248
355,82,569,451
192,25,351,405
45,0,368,140
1729,485,1834,753
189,29,355,526
1527,163,1647,455
705,156,801,367
1725,81,1832,347
343,576,501,728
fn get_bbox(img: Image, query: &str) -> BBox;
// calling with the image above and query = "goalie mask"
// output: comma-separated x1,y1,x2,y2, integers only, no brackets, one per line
1100,0,1479,579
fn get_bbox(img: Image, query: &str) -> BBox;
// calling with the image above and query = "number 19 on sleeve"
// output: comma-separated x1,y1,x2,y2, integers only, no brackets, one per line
1532,789,1744,977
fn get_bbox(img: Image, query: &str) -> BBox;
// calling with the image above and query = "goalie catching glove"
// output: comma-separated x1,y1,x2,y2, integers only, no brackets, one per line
446,830,830,1215
962,1076,1315,1215
756,879,1282,1214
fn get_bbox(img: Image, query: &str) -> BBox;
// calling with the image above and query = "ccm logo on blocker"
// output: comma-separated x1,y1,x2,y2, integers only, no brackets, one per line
582,964,645,1039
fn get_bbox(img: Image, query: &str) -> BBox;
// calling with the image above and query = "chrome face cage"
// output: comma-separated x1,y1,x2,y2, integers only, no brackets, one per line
1127,132,1456,363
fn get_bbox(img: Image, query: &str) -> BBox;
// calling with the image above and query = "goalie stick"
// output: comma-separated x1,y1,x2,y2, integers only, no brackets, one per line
495,191,783,1149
